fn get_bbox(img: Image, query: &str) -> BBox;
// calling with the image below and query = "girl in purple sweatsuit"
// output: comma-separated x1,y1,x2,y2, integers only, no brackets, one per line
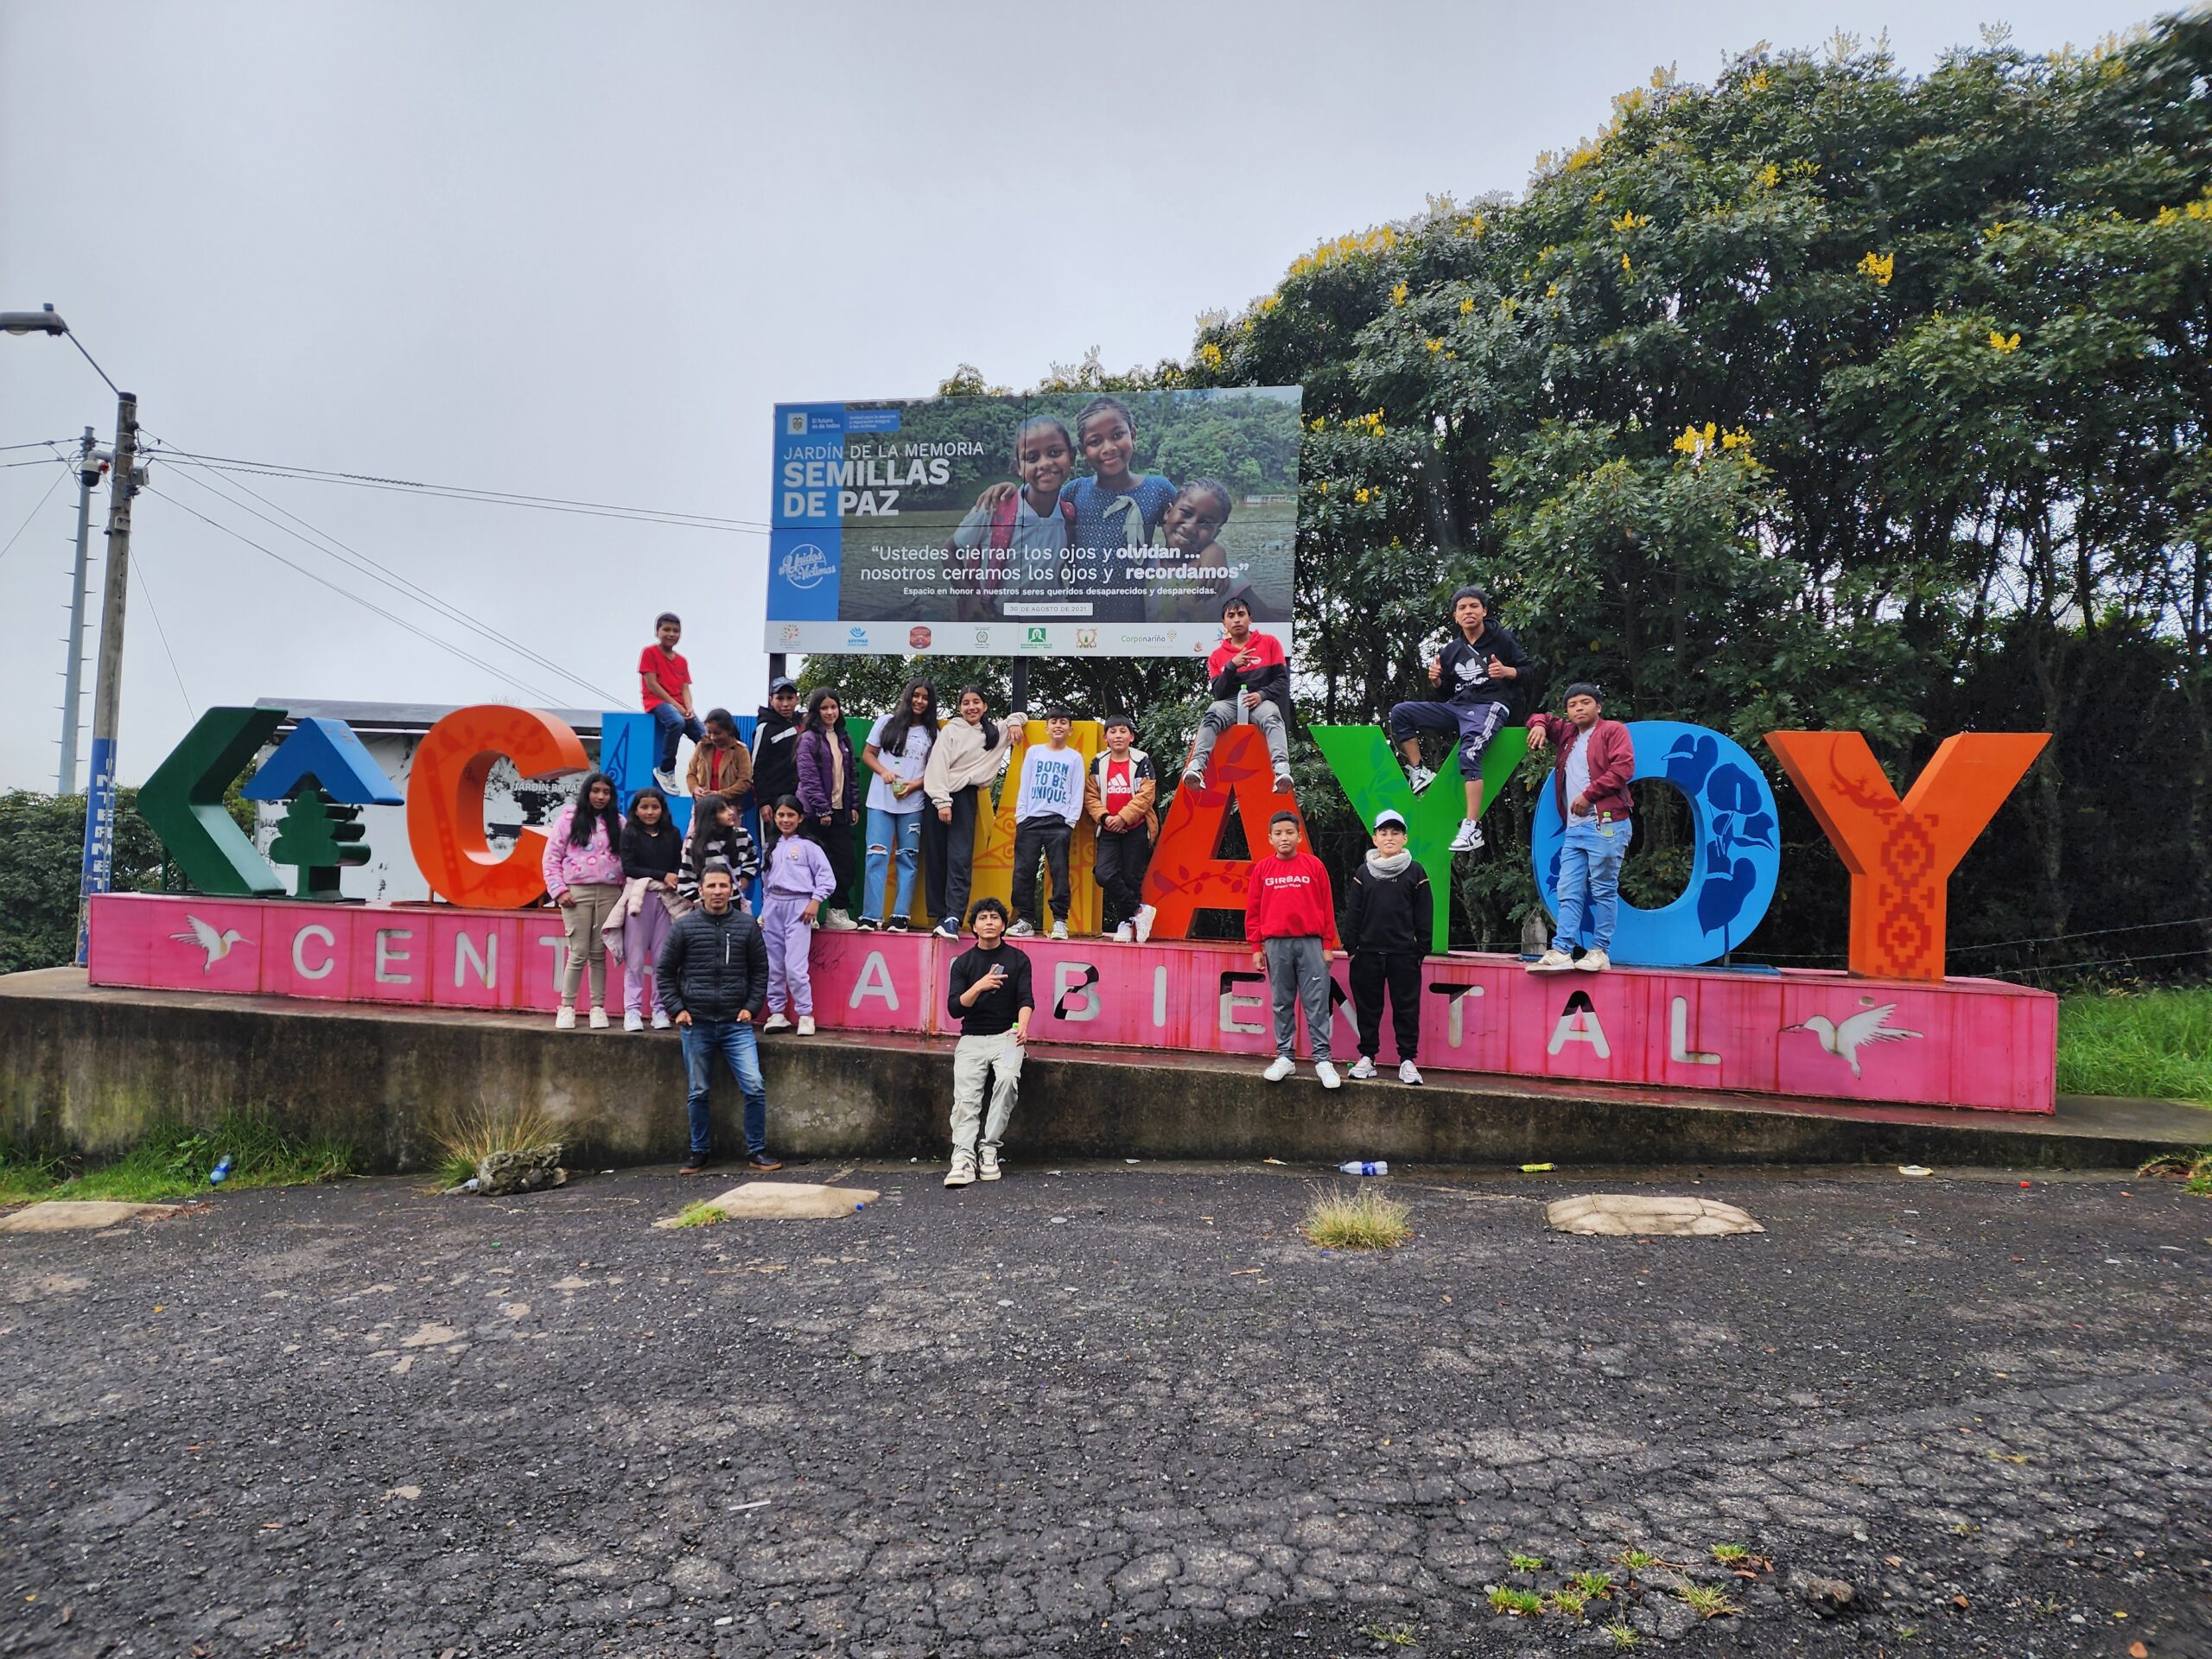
760,796,837,1035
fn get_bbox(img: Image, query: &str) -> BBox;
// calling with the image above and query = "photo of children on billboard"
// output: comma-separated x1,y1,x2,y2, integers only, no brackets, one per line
768,387,1301,657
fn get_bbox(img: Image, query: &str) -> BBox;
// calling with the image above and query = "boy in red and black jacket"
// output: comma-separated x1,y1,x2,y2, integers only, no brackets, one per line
1526,681,1634,973
1247,810,1341,1090
1186,598,1294,794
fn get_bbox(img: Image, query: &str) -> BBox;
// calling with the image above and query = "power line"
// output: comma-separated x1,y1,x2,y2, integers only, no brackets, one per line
149,445,771,535
143,484,576,706
0,438,75,454
159,458,626,707
0,454,71,469
0,463,68,563
128,556,194,713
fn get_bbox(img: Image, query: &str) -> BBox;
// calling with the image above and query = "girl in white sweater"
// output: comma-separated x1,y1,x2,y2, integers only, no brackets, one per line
921,686,1024,938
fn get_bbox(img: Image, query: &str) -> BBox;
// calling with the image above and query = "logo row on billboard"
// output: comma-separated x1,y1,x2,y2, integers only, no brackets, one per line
772,621,1236,656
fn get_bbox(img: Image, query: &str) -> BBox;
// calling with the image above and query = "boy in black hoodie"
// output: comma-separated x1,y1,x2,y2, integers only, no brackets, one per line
1343,808,1433,1085
1389,585,1539,856
750,676,803,860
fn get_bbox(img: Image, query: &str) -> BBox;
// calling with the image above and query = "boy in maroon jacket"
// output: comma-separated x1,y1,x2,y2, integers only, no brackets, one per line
1525,682,1634,972
1247,810,1341,1088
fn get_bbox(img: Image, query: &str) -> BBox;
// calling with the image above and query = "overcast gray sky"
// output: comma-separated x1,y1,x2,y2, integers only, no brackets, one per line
0,0,2158,791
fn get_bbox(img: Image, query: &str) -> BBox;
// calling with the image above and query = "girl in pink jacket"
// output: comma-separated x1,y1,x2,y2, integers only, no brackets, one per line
543,771,626,1028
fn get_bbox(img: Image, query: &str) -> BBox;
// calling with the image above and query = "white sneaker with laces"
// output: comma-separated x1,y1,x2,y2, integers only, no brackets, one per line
623,1009,644,1033
1113,923,1135,944
1315,1060,1342,1090
820,909,859,932
1406,764,1436,795
1576,948,1612,972
796,1014,817,1036
554,1007,576,1031
944,1157,976,1188
1007,919,1036,938
1528,948,1576,972
652,766,677,791
1262,1055,1295,1083
651,1008,671,1030
1273,773,1294,795
762,1012,791,1032
1398,1059,1424,1085
1346,1056,1379,1080
1448,817,1484,853
1133,905,1156,944
1049,920,1069,941
588,1007,609,1029
978,1147,1001,1182
1181,769,1204,788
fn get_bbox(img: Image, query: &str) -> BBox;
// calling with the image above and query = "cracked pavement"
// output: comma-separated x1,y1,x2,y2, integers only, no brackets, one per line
3,1162,2209,1656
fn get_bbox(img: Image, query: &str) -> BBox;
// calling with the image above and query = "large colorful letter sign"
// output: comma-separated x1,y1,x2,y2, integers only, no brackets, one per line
1140,725,1332,944
137,707,288,897
1530,721,1782,967
1765,730,2047,982
406,706,591,909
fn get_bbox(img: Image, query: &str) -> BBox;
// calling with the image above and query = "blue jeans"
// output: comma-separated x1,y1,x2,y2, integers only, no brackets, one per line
861,804,922,924
1554,813,1628,952
679,1018,767,1155
650,702,704,772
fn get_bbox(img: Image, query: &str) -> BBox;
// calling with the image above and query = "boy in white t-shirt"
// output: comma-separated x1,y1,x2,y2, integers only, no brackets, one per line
1007,707,1085,940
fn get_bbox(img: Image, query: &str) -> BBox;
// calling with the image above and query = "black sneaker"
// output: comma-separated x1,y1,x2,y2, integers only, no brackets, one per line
747,1151,784,1172
856,917,882,931
887,916,912,932
932,918,960,938
679,1152,711,1174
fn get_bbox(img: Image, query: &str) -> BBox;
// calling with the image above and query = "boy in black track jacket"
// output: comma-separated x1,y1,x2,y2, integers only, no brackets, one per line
1342,809,1433,1085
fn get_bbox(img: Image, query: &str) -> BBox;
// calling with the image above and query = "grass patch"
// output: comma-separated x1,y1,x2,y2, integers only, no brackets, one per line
1678,1582,1740,1618
1302,1185,1412,1250
2138,1147,2212,1195
1710,1543,1750,1566
1507,1550,1545,1572
424,1098,558,1189
2057,988,2212,1103
1572,1570,1616,1598
1618,1548,1659,1570
1548,1587,1588,1618
1603,1624,1638,1649
1358,1624,1415,1647
0,1113,353,1206
1487,1586,1544,1617
671,1201,727,1229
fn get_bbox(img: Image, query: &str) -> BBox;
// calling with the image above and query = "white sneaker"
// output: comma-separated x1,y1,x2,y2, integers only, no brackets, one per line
1528,948,1576,973
1181,769,1204,788
1398,1059,1423,1085
944,1157,976,1188
554,1006,576,1031
1448,817,1484,853
1346,1056,1378,1080
978,1147,1001,1182
1262,1055,1295,1083
1315,1060,1342,1090
762,1012,791,1032
1273,773,1294,796
1113,923,1134,944
820,909,859,932
1133,905,1156,944
623,1009,644,1033
796,1014,816,1036
1406,764,1436,795
651,1008,671,1030
652,766,678,791
1576,948,1612,972
1007,919,1036,938
588,1007,609,1029
1049,920,1069,941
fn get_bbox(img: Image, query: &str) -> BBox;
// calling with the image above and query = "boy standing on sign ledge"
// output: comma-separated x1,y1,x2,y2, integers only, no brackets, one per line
1007,707,1085,940
640,613,704,791
1389,586,1539,855
1343,808,1431,1085
1248,810,1340,1090
1084,714,1158,944
1186,597,1294,795
751,677,803,861
1526,682,1633,974
944,898,1033,1187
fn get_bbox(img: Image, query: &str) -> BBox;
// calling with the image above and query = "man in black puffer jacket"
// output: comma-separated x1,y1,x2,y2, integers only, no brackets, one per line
657,862,779,1173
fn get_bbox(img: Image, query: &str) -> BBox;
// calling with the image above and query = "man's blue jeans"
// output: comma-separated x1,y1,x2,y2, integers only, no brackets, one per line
650,702,704,772
1554,813,1628,952
861,804,922,923
679,1018,766,1155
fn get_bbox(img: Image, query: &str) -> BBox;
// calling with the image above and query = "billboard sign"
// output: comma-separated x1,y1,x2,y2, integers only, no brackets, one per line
767,386,1303,656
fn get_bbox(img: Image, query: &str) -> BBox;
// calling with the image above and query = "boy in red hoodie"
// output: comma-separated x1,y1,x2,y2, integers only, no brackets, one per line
1247,810,1341,1089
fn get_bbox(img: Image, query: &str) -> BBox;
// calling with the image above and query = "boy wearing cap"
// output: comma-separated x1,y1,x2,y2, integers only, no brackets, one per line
1084,714,1159,944
1389,586,1540,855
1343,809,1433,1084
1526,683,1634,973
751,677,804,861
1007,707,1085,940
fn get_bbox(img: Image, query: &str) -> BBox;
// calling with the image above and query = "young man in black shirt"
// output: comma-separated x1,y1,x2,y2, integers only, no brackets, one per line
750,676,803,861
1388,585,1539,855
944,896,1033,1187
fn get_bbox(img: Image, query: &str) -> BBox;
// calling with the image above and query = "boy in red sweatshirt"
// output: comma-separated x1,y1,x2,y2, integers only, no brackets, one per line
1247,810,1341,1090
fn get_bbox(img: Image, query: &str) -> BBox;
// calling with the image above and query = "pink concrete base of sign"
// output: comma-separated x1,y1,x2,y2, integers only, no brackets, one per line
86,894,2057,1113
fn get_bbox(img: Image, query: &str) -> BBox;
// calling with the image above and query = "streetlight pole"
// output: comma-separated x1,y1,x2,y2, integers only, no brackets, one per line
58,425,103,794
2,304,141,963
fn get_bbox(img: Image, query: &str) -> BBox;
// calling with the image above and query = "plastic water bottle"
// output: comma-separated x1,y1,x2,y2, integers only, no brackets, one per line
208,1154,234,1185
1338,1160,1389,1177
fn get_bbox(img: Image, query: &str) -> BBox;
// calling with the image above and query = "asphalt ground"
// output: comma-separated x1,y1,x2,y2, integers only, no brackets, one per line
3,1161,2208,1659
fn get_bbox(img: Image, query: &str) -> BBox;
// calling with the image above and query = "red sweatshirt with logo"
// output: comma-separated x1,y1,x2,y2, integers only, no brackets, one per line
1245,849,1337,944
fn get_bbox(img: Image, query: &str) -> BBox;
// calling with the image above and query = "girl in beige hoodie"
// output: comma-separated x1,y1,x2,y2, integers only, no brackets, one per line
923,687,1024,937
